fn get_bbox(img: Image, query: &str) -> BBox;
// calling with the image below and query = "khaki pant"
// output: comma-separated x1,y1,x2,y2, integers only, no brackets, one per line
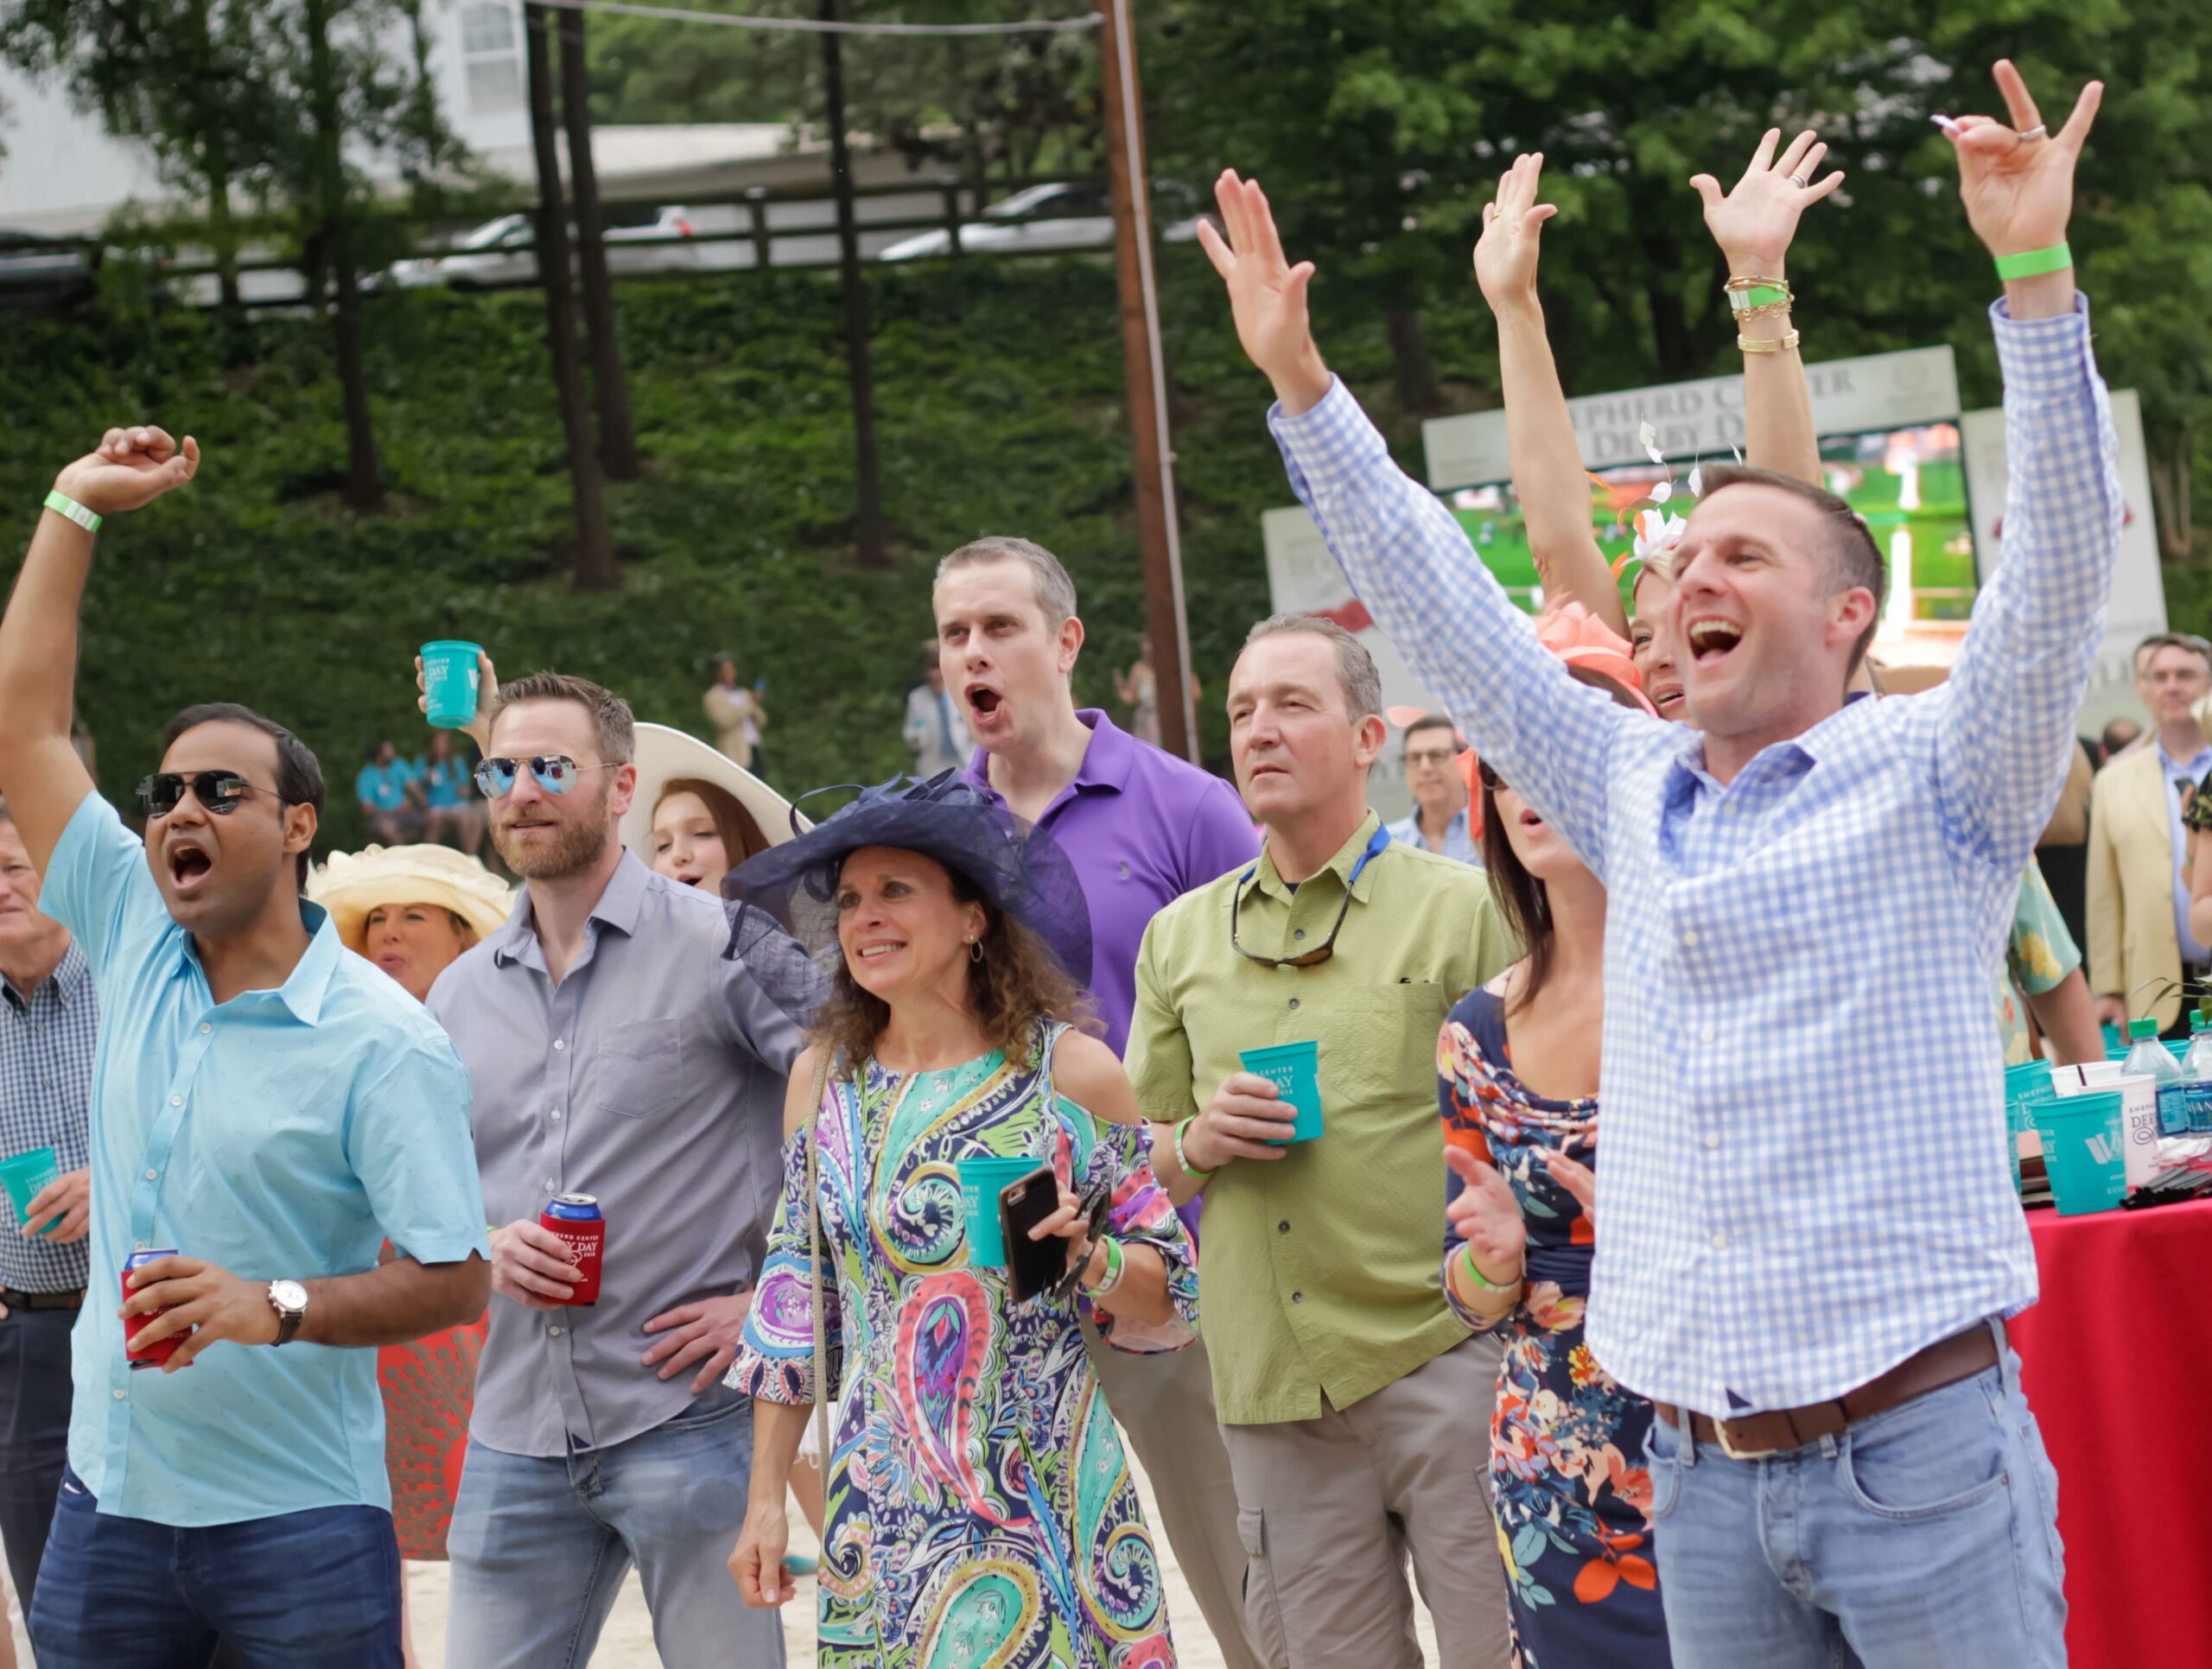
1218,1335,1511,1669
1085,1326,1268,1669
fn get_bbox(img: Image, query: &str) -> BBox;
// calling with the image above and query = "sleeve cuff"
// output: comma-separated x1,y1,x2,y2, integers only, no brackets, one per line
1265,375,1396,495
1989,292,2096,397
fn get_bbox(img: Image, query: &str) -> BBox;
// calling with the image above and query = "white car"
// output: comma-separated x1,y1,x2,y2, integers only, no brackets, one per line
879,181,1203,261
385,206,703,289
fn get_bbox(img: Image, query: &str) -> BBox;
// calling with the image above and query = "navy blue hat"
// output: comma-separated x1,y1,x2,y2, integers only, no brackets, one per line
721,771,1093,999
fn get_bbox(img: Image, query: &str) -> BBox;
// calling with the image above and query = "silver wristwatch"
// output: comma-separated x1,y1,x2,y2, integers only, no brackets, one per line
267,1279,308,1347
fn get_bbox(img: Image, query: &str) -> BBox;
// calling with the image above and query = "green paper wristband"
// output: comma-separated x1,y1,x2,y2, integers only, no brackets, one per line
1994,244,2072,281
1459,1242,1522,1294
1726,282,1789,313
42,489,100,535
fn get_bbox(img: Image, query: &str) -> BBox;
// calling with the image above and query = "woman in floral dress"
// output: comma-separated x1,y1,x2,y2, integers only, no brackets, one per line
1436,633,1672,1669
724,776,1197,1667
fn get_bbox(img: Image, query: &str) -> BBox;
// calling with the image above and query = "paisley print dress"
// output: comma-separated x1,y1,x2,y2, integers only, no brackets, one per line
1437,987,1671,1669
732,1020,1198,1667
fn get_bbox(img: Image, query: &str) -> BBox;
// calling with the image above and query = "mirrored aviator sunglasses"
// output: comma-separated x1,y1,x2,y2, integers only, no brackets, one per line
474,754,611,797
136,771,261,818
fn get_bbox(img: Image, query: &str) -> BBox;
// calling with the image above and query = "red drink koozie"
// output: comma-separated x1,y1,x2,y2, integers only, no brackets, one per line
123,1247,191,1370
539,1194,605,1306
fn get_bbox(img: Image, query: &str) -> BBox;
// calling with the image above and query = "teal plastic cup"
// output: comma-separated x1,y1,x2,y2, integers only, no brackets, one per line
957,1156,1042,1268
1239,1040,1323,1144
421,640,484,729
2004,1062,2056,1108
0,1146,60,1236
2031,1092,2126,1216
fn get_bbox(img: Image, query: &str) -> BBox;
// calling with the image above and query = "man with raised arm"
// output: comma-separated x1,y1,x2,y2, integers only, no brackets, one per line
0,427,490,1666
1199,62,2113,1668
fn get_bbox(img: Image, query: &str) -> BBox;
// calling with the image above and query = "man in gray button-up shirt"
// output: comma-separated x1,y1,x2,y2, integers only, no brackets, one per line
429,671,801,1669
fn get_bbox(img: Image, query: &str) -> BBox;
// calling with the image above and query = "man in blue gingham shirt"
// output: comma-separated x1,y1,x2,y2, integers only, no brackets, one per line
0,796,96,1609
1201,62,2113,1669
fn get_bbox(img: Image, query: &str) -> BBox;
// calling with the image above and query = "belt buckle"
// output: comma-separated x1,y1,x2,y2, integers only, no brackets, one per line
1713,1418,1772,1461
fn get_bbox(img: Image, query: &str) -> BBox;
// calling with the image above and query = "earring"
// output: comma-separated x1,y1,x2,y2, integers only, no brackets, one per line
969,939,984,964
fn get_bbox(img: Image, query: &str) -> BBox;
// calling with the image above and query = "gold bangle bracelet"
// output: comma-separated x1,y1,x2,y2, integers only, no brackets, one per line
1738,330,1802,354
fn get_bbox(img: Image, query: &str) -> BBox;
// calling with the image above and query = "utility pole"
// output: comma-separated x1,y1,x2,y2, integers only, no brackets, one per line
524,3,619,590
821,0,887,568
559,3,639,480
1096,0,1196,763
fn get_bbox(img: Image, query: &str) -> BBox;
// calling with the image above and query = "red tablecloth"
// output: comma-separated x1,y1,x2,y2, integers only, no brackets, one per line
2009,1195,2212,1669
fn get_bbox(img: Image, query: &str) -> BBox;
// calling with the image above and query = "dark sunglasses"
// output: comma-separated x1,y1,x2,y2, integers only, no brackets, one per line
1046,1183,1116,1307
474,755,618,798
1478,759,1506,795
1230,826,1391,969
136,771,274,819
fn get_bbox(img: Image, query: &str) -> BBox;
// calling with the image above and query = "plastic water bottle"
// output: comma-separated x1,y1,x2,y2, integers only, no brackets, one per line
2181,1012,2212,1137
2123,1019,2190,1139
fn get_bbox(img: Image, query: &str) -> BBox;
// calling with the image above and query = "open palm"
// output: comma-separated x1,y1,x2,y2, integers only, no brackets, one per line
1692,129,1845,274
1948,60,2102,257
1196,170,1318,384
1471,152,1558,311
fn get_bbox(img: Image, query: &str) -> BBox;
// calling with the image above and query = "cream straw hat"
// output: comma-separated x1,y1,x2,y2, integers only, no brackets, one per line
308,843,517,953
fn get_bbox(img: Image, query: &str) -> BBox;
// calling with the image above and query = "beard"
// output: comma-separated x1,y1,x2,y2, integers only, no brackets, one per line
493,790,613,881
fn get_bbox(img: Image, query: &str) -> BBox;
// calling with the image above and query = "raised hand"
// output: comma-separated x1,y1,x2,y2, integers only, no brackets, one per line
1195,169,1332,414
1691,128,1846,277
1944,60,2102,258
1471,152,1558,312
51,426,200,518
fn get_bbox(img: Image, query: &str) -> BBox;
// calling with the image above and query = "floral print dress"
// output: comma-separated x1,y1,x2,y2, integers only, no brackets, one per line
732,1019,1198,1668
1437,986,1670,1669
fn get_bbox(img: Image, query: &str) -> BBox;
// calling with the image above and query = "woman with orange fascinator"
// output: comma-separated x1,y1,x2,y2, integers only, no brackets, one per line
1434,606,1673,1668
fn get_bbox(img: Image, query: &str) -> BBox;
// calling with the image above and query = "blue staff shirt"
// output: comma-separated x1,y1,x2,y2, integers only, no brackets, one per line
42,792,490,1526
354,760,416,811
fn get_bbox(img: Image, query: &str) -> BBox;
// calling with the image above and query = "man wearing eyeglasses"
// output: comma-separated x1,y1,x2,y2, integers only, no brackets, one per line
1384,714,1481,866
1128,614,1519,1669
422,668,804,1669
0,425,492,1666
2088,631,2212,1037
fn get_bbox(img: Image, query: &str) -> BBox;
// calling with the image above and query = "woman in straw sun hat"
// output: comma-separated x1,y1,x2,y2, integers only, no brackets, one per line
307,843,515,1666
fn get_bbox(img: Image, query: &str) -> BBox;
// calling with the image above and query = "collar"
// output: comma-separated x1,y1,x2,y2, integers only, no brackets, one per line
2155,735,2212,777
1666,692,1872,795
962,708,1131,802
493,848,653,968
1,937,87,1011
1250,811,1388,904
188,902,340,1025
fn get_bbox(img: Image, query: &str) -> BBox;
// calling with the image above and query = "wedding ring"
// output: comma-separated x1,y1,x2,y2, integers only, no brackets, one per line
1789,172,1808,188
2018,124,2048,143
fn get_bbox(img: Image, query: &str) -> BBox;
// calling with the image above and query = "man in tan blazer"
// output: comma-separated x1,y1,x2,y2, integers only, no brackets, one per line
2088,633,2212,1035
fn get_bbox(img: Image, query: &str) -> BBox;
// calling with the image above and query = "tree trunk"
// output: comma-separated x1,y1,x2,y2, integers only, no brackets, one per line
189,0,243,316
2149,422,2196,562
1384,300,1440,413
821,0,887,568
305,0,383,511
525,3,619,590
558,5,639,480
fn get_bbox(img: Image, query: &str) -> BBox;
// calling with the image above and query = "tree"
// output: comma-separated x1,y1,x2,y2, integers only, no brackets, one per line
558,4,640,481
819,0,887,567
524,1,620,589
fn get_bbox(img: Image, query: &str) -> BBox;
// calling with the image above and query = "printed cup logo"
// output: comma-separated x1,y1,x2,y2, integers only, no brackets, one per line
551,1224,601,1273
1255,1062,1298,1097
2085,1134,2115,1166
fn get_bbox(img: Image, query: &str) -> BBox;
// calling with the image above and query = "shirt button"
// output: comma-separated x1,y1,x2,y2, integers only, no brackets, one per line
1294,929,1306,942
199,1023,213,1035
1290,1291,1305,1304
1711,1229,1730,1251
1278,1221,1291,1234
550,1108,563,1121
1681,931,1700,948
169,1095,182,1107
143,1169,157,1181
1699,1025,1716,1045
1288,998,1300,1011
553,1039,566,1051
1704,1133,1721,1150
112,1388,126,1401
544,1178,557,1192
550,1325,564,1336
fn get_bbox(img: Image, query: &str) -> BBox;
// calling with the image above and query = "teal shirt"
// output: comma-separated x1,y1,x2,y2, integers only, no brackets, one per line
43,793,489,1527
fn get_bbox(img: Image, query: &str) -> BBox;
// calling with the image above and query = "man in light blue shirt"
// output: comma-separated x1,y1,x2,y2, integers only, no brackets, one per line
1382,713,1482,866
0,424,490,1668
1201,61,2113,1669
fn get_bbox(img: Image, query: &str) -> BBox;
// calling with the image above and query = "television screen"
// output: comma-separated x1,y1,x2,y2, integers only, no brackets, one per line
1444,422,1975,625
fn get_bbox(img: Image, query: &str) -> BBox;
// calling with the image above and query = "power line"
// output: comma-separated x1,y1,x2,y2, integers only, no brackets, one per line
525,0,1102,36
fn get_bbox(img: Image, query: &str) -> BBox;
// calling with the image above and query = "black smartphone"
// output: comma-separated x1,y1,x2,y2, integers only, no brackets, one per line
999,1167,1065,1304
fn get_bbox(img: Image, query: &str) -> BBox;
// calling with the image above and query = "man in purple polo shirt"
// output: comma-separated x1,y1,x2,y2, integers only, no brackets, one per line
938,535,1267,1668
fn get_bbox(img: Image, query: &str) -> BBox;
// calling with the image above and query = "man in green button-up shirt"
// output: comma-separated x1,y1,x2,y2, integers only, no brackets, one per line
1129,613,1517,1669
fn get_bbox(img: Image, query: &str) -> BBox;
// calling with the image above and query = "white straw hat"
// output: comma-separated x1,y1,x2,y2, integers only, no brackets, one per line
308,844,517,952
620,723,809,869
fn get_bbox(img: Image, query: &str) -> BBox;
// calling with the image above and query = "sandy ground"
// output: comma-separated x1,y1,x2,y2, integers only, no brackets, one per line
406,1458,1442,1666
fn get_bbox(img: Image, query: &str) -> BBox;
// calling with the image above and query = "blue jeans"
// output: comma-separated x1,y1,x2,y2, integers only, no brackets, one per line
28,1466,400,1668
445,1384,785,1669
1647,1324,2067,1669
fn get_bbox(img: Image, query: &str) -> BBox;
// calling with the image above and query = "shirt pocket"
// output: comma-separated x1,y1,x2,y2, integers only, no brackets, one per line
595,1018,686,1120
1316,984,1451,1112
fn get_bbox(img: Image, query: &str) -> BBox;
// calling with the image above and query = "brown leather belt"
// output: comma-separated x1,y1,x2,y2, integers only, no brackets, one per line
0,1288,83,1312
1654,1325,1998,1460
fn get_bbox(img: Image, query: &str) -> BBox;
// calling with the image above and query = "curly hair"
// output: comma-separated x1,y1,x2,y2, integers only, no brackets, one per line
809,859,1094,1072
